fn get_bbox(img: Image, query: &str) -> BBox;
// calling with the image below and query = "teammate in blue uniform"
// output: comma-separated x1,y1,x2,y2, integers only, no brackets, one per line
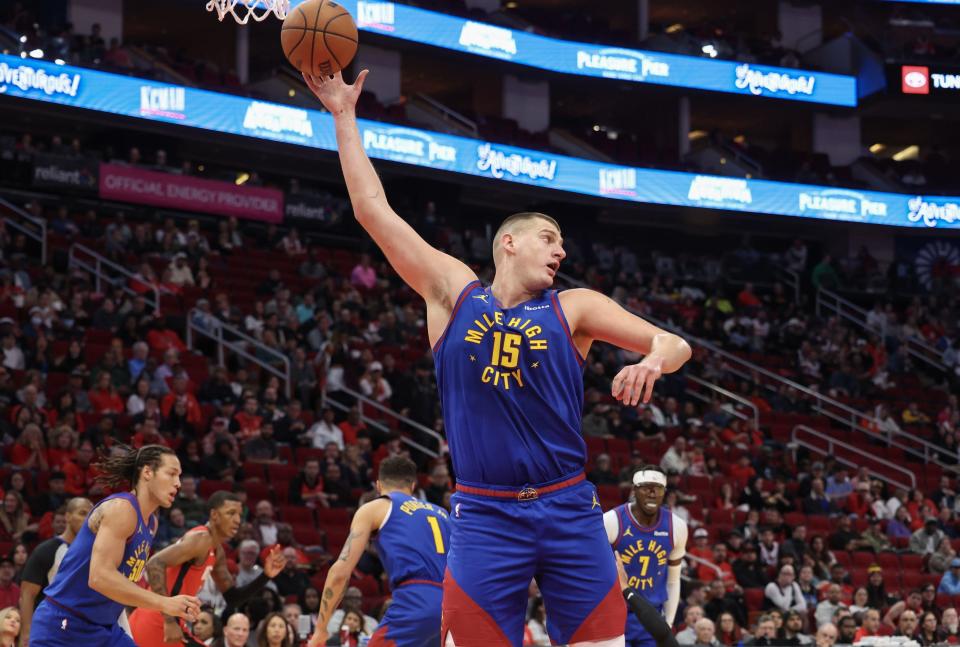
308,456,449,647
31,444,201,647
605,466,688,647
303,70,692,647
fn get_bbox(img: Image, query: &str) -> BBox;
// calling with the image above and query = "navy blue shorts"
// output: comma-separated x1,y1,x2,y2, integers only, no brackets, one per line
441,475,626,646
31,599,134,647
369,581,442,647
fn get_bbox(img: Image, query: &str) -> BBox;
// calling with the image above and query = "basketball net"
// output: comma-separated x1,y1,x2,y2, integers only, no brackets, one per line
205,0,289,24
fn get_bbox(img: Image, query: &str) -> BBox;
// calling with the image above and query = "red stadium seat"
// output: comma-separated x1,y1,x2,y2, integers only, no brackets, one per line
877,552,900,569
744,588,765,610
280,505,316,525
851,551,875,568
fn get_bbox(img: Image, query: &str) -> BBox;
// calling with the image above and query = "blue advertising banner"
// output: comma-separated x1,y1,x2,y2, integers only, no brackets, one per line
290,0,857,107
0,55,956,229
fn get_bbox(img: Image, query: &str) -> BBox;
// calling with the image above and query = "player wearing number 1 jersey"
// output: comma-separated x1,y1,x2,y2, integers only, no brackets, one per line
303,69,692,647
308,456,450,647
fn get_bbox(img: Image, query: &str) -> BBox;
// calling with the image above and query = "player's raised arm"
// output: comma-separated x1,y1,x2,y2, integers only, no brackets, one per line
308,498,390,647
560,288,692,406
303,71,476,306
88,499,201,620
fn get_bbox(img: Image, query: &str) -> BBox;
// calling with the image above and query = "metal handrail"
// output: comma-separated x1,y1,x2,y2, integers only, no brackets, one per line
336,384,446,449
0,197,47,265
557,271,950,468
779,267,800,305
185,308,292,400
68,243,162,313
816,287,947,372
792,425,916,491
325,392,438,460
685,375,759,430
413,93,478,136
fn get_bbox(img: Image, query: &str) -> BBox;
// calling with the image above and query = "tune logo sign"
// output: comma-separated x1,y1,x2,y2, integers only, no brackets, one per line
902,66,930,94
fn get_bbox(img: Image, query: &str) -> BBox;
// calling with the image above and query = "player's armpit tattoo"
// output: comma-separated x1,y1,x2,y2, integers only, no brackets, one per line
337,531,358,562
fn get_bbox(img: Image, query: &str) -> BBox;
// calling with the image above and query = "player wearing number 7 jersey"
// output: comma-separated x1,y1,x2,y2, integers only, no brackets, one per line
308,456,450,647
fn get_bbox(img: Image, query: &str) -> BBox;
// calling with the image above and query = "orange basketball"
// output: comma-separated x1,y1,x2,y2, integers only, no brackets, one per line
280,0,358,77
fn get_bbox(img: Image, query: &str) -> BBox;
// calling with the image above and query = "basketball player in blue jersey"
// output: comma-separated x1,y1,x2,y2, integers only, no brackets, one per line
605,466,688,647
304,70,692,647
31,445,202,647
307,456,449,647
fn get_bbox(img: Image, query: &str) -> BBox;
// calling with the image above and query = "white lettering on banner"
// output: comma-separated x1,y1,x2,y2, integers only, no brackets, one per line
287,202,326,220
734,64,816,97
907,197,960,228
104,172,279,212
139,86,186,119
0,62,81,97
103,173,165,197
687,176,753,205
598,168,637,196
362,127,457,163
798,190,888,220
575,49,670,80
932,73,960,89
242,102,313,138
356,1,395,30
458,21,517,58
476,143,557,181
34,165,85,185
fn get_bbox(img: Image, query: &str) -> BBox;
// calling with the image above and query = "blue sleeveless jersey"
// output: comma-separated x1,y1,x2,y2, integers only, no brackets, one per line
612,504,674,609
433,282,586,487
44,492,157,626
374,492,450,589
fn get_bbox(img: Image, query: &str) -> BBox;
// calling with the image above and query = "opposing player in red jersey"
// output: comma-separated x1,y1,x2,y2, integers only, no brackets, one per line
304,70,692,647
129,491,286,647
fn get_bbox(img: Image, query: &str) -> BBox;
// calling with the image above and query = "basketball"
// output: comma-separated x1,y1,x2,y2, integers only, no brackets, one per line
280,0,358,77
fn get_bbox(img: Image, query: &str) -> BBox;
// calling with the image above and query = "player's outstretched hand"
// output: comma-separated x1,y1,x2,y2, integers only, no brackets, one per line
614,551,630,592
263,545,287,578
162,594,202,622
612,356,663,406
302,69,369,116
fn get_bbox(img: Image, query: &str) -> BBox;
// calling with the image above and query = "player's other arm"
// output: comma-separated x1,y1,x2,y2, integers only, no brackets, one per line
88,499,201,620
664,516,688,627
303,72,476,306
17,579,41,646
308,498,389,647
211,544,286,606
561,289,692,405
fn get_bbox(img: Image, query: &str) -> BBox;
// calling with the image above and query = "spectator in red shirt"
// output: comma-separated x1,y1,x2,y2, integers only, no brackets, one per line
697,543,736,584
288,458,328,508
729,455,756,484
0,556,19,610
64,439,100,496
231,396,263,443
132,418,169,449
161,375,202,427
88,371,124,414
689,527,713,562
737,283,761,309
338,406,366,446
8,423,48,471
47,426,78,472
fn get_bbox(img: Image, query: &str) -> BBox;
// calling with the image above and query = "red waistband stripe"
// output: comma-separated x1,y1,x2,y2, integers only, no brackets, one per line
455,472,585,501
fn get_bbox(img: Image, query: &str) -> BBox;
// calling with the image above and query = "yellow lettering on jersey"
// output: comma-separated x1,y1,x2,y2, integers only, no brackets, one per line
529,339,548,350
494,311,503,325
507,317,522,328
481,366,523,390
399,499,448,517
628,576,656,590
464,328,484,344
524,325,542,338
